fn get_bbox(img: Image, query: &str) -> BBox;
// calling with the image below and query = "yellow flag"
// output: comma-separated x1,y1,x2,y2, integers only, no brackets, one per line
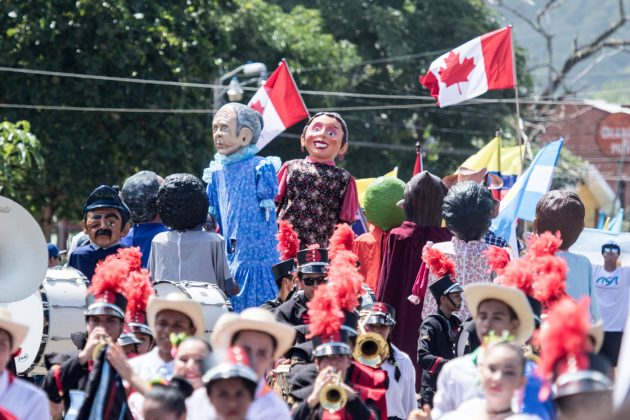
460,137,524,176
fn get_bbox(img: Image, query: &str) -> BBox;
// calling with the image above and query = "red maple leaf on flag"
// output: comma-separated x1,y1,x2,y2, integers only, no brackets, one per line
250,100,265,114
438,51,475,94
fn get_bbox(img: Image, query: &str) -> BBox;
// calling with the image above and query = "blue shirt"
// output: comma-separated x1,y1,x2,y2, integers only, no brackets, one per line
68,243,124,281
522,360,556,420
558,251,601,320
121,223,168,268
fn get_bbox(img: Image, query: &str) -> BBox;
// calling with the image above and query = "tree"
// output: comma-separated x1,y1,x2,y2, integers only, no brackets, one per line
0,0,359,229
0,120,44,196
269,0,532,179
491,0,630,139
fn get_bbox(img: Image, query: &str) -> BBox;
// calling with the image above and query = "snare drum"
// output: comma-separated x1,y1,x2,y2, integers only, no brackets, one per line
153,281,232,336
8,267,88,375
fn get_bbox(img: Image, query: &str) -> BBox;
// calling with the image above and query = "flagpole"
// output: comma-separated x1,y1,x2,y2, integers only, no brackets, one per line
509,25,524,176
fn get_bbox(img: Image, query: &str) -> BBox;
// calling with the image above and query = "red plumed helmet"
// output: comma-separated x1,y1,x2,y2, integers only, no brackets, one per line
90,257,129,296
276,220,299,261
496,258,535,297
328,250,363,312
117,247,143,273
328,223,356,262
306,284,343,339
125,269,154,319
537,297,590,397
421,246,456,279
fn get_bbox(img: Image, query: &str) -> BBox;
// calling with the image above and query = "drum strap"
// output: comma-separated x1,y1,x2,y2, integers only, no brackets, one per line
53,365,64,397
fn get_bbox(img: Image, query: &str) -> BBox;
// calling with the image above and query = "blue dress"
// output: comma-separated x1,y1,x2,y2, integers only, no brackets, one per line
203,145,280,312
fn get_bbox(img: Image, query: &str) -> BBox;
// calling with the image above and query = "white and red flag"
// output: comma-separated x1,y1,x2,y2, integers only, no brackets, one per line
420,26,515,108
248,59,309,151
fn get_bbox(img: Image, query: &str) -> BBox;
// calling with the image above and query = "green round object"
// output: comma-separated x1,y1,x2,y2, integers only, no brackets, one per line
364,177,405,231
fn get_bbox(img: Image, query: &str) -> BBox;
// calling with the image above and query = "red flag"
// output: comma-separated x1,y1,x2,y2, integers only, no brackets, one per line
413,147,423,176
420,27,515,107
248,59,309,150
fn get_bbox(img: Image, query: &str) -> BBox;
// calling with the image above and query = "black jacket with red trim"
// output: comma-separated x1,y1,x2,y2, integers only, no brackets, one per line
417,310,461,406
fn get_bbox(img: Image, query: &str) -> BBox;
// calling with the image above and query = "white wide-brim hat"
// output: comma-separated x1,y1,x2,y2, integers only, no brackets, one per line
464,283,535,345
0,307,29,353
210,308,296,360
147,292,205,337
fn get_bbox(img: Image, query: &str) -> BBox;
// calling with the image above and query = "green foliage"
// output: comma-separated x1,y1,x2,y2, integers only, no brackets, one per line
0,0,359,221
0,120,44,197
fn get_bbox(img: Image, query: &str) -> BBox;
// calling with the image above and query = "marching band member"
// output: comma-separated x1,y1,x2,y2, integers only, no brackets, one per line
202,347,260,420
43,251,130,414
360,302,417,419
261,221,299,313
124,261,156,356
69,185,131,281
0,308,50,419
416,248,462,407
120,170,168,268
209,308,296,420
275,247,330,330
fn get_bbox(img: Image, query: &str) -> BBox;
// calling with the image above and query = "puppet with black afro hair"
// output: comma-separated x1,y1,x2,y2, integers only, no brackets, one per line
149,173,235,296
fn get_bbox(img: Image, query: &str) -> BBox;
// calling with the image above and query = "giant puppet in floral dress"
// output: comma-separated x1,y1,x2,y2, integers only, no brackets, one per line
202,103,279,312
275,112,359,248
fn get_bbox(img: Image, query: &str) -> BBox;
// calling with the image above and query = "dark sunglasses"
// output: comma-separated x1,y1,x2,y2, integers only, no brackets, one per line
301,277,328,286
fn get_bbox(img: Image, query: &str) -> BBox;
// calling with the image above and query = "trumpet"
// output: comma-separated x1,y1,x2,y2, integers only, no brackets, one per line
92,336,114,360
353,331,389,368
319,371,347,413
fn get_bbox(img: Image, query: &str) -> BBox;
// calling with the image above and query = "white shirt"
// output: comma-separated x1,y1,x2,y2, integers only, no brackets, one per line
129,347,174,382
432,355,483,419
593,265,630,331
186,378,290,420
382,345,416,419
441,398,542,420
0,370,50,420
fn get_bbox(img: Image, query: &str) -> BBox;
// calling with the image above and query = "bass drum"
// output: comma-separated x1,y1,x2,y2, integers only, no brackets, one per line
153,281,232,336
8,267,88,375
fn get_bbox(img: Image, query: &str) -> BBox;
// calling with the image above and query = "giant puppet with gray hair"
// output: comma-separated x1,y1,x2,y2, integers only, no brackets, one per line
202,102,280,312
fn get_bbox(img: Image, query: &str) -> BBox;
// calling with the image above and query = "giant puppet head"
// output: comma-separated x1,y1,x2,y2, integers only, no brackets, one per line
156,174,209,231
121,170,163,224
82,185,131,248
300,112,349,163
212,103,264,156
364,177,405,231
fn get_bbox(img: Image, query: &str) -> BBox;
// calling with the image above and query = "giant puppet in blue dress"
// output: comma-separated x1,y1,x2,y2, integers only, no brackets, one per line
202,103,279,312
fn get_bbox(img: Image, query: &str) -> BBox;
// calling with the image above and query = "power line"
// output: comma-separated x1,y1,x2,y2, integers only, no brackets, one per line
295,49,449,72
0,103,214,114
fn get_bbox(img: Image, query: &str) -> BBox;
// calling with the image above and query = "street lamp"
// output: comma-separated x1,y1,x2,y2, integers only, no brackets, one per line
213,62,268,111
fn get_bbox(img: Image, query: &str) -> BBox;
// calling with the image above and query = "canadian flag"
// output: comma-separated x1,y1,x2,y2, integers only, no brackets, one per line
248,60,309,151
420,26,515,108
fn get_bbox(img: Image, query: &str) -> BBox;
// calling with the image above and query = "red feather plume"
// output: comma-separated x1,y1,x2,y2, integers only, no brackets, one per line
485,246,511,275
421,246,456,279
306,284,343,339
527,231,562,258
328,250,363,312
89,257,129,295
328,224,356,262
537,297,590,387
117,247,143,273
531,255,568,307
276,220,299,261
496,258,535,296
125,269,154,318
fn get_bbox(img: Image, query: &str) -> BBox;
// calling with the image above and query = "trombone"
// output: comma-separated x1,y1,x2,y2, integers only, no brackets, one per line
319,371,347,412
353,318,389,368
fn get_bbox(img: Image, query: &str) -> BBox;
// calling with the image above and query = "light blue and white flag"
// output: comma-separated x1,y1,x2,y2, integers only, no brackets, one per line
491,139,564,243
607,208,624,233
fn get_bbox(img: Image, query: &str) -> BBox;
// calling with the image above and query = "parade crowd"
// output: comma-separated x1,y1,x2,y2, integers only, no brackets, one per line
1,105,629,420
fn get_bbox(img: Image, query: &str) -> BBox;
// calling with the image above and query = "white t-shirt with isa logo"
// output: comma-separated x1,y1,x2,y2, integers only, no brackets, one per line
593,265,630,332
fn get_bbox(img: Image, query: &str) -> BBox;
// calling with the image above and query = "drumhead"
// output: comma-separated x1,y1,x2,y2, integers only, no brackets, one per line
153,280,188,298
7,292,45,374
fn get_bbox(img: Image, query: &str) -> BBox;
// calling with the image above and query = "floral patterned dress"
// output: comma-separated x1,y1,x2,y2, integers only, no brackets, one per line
418,237,493,321
275,158,358,247
203,145,280,312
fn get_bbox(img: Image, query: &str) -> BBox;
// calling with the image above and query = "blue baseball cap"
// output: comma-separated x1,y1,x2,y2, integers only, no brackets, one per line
47,243,60,259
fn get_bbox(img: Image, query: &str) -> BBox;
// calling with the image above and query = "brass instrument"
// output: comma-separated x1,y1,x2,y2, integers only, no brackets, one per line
92,336,114,360
319,371,347,413
353,331,389,368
